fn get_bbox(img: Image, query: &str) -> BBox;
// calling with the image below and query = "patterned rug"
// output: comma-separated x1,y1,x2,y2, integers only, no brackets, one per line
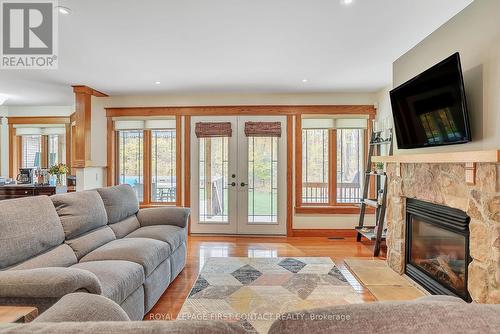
177,257,364,333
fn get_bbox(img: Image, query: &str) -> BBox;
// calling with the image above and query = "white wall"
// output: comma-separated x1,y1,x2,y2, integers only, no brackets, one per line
392,0,500,154
76,167,105,191
375,85,392,126
6,106,74,117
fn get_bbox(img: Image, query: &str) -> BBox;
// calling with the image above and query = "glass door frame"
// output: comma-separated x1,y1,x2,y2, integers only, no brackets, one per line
236,116,287,235
189,115,287,235
190,116,238,234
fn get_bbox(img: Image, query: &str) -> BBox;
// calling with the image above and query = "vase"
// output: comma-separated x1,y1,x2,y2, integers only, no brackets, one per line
56,175,62,186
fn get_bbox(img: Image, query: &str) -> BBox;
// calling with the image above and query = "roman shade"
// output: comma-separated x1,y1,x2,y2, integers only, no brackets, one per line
14,125,66,136
114,119,176,130
302,118,368,129
244,122,281,137
195,122,232,138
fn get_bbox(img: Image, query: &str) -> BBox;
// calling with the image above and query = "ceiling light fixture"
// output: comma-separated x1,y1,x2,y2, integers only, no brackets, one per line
341,0,354,5
302,79,308,83
55,6,71,15
155,81,161,85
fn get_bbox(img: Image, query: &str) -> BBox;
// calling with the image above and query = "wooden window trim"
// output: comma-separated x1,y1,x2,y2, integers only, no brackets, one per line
109,116,182,207
295,115,373,214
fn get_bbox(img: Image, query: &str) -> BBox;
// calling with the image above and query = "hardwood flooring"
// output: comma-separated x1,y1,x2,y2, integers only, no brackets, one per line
145,235,385,320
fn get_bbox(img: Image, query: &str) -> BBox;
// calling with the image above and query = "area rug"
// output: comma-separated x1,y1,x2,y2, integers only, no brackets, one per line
177,257,364,333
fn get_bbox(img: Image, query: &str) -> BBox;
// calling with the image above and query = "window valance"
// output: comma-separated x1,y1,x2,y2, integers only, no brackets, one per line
195,122,232,138
244,121,281,137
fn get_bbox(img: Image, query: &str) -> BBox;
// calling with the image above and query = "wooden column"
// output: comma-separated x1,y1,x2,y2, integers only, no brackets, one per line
106,117,116,186
72,85,108,168
8,124,16,178
40,135,48,168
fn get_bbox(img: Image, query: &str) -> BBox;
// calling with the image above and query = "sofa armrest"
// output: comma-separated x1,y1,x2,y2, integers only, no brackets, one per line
0,268,102,298
137,207,190,228
34,293,130,323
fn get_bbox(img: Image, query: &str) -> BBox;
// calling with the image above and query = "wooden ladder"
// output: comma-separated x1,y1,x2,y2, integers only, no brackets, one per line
355,129,393,257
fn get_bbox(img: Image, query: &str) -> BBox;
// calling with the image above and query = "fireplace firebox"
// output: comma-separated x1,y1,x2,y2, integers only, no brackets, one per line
405,198,471,301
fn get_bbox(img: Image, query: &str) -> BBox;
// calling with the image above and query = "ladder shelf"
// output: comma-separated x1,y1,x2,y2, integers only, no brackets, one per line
356,129,393,257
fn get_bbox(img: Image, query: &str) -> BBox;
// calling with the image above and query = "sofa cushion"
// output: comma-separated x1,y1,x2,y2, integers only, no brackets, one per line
96,185,139,224
0,196,64,269
109,215,141,239
66,226,116,260
8,244,77,270
125,225,186,252
34,292,131,323
79,238,170,277
71,261,144,305
51,191,108,239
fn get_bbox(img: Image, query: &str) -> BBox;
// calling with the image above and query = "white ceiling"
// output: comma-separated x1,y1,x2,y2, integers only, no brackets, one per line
0,0,473,106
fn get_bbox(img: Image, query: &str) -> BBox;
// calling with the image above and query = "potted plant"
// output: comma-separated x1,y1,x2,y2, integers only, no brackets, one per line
49,163,68,186
375,162,384,174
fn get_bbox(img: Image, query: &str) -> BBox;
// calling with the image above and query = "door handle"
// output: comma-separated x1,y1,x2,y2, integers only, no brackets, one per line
240,182,248,187
228,182,236,187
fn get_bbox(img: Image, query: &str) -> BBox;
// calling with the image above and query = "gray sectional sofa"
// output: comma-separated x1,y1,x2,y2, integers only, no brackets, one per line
1,293,500,333
0,184,189,320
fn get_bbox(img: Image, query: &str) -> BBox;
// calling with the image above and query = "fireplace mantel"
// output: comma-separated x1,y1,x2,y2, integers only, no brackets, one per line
371,149,500,164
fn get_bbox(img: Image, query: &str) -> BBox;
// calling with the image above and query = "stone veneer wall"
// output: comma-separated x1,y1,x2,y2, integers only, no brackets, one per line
385,162,500,303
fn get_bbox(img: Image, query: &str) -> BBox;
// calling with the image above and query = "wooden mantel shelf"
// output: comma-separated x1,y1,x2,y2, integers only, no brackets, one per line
372,150,500,164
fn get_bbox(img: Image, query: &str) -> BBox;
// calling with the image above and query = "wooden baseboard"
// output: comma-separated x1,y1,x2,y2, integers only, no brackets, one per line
291,229,357,238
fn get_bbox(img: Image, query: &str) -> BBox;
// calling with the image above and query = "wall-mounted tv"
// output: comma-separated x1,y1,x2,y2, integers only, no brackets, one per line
390,53,471,149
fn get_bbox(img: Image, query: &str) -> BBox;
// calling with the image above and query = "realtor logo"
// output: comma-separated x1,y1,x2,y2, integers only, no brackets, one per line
1,0,58,69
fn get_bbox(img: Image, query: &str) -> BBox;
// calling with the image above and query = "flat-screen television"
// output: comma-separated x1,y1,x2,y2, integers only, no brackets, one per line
390,53,471,149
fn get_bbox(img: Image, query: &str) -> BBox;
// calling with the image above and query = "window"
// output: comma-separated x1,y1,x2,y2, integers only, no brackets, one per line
248,136,278,224
302,129,329,204
198,137,229,223
118,130,144,201
115,117,180,206
151,129,176,203
336,129,363,203
20,133,66,169
48,134,66,166
21,135,42,168
296,116,367,212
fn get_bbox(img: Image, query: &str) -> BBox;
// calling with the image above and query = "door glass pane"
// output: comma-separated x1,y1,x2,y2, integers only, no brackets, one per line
22,135,42,168
302,129,329,204
248,137,278,224
199,137,229,223
336,129,363,203
151,129,176,203
118,130,144,201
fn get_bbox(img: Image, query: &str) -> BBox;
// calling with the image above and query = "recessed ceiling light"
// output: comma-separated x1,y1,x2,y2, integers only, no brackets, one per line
55,6,71,15
341,0,354,5
302,79,308,83
155,81,161,85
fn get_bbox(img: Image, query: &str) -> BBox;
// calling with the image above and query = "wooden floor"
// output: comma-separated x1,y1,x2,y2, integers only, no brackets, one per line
145,235,386,320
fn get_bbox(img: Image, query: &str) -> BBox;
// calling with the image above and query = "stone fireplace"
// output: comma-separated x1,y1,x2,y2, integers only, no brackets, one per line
385,162,500,303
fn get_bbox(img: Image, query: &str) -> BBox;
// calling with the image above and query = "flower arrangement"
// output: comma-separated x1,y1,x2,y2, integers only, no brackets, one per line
48,163,68,185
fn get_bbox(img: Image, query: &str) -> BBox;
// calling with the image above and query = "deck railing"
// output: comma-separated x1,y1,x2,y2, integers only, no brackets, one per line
302,182,361,204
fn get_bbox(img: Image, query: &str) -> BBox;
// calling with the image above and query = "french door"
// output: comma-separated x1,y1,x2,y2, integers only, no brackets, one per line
190,116,287,235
